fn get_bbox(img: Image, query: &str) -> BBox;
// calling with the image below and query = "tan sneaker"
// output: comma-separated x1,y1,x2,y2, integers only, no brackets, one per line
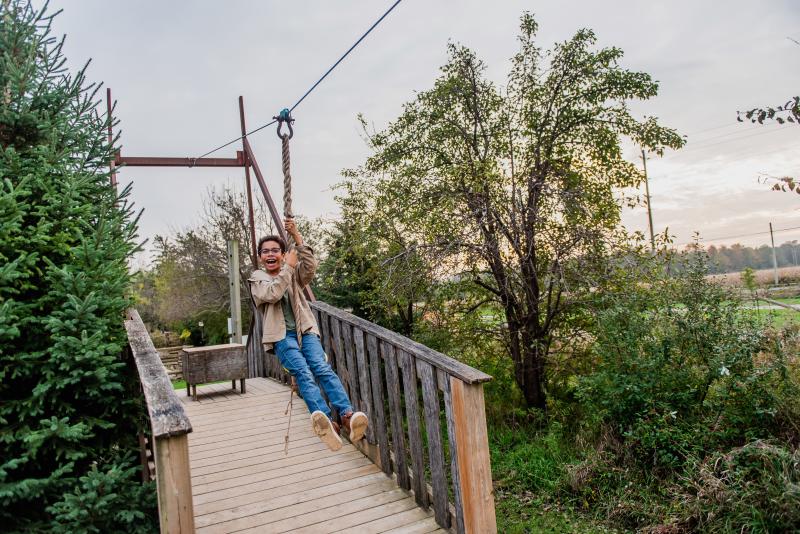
341,411,369,442
311,411,343,451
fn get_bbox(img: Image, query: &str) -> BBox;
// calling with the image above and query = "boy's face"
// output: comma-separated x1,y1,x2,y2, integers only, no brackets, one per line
259,240,284,275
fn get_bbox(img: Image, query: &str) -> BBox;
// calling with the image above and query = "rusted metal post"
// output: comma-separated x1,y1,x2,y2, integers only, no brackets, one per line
243,138,290,244
238,96,259,268
107,88,117,189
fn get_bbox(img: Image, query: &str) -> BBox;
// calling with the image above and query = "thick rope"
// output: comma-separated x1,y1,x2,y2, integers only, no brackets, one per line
281,134,293,220
280,127,296,455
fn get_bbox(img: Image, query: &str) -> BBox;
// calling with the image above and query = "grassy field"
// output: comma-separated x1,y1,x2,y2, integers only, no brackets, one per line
753,308,800,328
171,379,187,390
744,296,800,328
170,379,232,390
491,424,621,533
711,266,800,286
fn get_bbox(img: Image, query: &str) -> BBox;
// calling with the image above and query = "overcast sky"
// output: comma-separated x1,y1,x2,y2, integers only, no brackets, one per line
49,1,800,263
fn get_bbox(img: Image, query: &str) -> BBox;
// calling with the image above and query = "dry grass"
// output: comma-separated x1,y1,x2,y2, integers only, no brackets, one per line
710,266,800,287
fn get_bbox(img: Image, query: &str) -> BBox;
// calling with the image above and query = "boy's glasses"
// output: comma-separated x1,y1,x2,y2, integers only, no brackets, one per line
260,248,282,255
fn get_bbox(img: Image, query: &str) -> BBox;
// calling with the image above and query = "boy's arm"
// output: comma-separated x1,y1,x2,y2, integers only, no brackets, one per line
248,266,294,305
295,245,318,288
284,218,317,288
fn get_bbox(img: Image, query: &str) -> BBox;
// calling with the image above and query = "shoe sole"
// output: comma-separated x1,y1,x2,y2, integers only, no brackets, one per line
349,412,368,442
311,411,343,451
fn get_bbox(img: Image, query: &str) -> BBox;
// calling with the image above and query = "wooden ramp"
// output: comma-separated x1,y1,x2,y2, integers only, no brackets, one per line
179,377,446,533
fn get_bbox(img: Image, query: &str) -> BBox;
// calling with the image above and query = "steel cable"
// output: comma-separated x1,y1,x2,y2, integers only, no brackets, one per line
195,0,403,160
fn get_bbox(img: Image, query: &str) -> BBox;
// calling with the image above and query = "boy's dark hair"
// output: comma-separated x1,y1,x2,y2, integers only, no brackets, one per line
258,235,286,253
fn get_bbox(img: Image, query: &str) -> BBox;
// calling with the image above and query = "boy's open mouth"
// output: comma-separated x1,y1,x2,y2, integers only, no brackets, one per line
265,258,278,267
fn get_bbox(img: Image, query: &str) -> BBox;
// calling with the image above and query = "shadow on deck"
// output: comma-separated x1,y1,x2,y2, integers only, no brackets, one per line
181,378,445,533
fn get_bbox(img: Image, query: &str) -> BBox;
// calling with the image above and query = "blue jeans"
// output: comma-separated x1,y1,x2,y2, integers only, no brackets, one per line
274,332,353,419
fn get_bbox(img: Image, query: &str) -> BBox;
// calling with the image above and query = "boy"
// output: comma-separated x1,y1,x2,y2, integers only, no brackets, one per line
248,219,368,451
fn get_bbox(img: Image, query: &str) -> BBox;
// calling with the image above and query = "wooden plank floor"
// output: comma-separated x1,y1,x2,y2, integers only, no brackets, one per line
179,377,446,533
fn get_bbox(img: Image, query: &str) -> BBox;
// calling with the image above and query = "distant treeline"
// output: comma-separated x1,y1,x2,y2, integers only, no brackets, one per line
704,241,800,274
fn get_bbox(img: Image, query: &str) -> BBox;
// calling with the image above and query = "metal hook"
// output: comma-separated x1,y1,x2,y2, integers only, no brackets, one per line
273,108,294,140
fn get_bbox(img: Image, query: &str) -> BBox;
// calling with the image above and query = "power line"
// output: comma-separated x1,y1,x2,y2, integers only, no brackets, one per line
662,124,794,159
686,123,785,146
195,0,403,160
676,225,800,246
643,141,799,183
644,144,794,180
682,122,741,137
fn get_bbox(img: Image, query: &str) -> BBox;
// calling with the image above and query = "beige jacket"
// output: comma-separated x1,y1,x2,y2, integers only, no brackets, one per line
248,245,320,348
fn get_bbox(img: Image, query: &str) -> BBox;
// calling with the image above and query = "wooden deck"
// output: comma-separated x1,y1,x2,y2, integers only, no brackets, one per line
179,377,446,533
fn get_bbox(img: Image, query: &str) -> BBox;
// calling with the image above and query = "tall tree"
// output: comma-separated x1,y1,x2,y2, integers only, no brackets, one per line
0,1,155,530
317,178,437,336
346,14,683,408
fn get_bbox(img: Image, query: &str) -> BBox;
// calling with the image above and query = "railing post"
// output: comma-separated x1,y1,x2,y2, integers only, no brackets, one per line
450,378,497,534
125,309,195,534
154,434,195,533
227,239,242,344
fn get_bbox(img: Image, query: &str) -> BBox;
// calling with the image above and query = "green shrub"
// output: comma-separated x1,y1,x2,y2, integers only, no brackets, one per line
0,2,156,530
577,250,792,472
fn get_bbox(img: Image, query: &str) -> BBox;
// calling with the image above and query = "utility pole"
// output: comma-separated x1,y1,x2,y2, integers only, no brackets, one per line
227,240,242,343
769,222,779,286
641,149,655,250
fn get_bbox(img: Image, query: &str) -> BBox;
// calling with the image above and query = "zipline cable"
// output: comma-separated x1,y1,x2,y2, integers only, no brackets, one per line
287,0,403,115
194,0,403,160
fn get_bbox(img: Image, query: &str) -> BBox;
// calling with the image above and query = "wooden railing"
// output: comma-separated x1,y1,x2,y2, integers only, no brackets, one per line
124,309,195,533
307,301,498,534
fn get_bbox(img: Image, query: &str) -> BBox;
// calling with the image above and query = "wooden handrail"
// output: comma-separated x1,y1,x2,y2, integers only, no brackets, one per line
311,301,492,385
125,309,195,533
307,301,497,534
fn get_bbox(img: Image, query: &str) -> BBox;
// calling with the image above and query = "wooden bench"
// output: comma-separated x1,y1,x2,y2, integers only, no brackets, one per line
181,343,247,401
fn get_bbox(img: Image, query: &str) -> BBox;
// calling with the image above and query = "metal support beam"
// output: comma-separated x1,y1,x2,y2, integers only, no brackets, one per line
115,153,246,168
243,138,289,244
239,96,259,268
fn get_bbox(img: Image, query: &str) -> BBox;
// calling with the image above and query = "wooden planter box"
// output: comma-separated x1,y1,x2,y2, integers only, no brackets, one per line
181,343,247,401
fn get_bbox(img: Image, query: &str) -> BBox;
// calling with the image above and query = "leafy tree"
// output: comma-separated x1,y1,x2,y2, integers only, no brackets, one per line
737,96,799,126
344,14,683,408
316,179,438,336
704,240,800,274
766,175,800,196
0,1,155,530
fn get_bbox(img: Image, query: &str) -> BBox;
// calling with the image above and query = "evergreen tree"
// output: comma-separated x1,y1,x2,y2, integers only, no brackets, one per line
0,2,156,531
